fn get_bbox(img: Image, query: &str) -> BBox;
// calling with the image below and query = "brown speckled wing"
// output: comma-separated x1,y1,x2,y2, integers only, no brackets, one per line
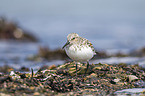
80,37,96,55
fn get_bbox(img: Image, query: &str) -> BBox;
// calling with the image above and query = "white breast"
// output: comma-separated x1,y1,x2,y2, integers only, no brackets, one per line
65,45,94,62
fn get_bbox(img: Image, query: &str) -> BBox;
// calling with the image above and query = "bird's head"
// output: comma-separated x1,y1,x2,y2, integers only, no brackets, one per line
62,33,79,49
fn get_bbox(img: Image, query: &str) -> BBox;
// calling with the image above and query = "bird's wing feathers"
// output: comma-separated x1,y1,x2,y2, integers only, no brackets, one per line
80,37,96,55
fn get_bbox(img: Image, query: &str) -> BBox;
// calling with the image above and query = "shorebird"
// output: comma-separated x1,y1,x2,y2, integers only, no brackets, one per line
62,33,96,76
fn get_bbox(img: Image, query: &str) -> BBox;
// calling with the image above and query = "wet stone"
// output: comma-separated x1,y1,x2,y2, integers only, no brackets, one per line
128,75,138,82
0,75,12,84
20,67,30,72
133,80,145,87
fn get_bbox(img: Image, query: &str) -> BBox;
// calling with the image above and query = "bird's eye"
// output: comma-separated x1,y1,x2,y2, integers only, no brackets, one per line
72,37,75,40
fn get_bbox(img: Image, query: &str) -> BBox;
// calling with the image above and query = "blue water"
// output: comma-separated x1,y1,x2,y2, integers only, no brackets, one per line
0,0,145,50
17,17,145,50
0,41,145,71
0,41,65,71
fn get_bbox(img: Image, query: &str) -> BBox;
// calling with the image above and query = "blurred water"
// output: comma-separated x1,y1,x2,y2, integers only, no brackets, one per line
16,16,145,50
0,0,145,50
0,41,65,71
0,41,145,70
91,57,145,67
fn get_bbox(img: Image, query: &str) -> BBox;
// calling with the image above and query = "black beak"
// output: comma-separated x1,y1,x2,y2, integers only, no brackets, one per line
62,41,70,49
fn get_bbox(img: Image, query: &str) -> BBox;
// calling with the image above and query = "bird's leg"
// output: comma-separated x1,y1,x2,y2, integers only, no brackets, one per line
75,61,78,77
85,61,89,75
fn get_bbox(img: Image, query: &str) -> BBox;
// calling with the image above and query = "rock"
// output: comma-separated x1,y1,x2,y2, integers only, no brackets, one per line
86,73,97,79
20,67,30,72
93,66,102,70
33,92,40,96
0,75,12,84
0,65,14,73
49,64,57,70
114,88,145,96
38,47,68,60
0,93,11,96
130,47,145,57
128,75,138,82
113,79,121,83
110,79,121,84
0,17,38,42
134,80,145,87
10,71,21,79
68,67,76,76
90,73,98,77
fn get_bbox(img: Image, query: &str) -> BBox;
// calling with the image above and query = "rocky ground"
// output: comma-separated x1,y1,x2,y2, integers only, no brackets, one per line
1,62,145,95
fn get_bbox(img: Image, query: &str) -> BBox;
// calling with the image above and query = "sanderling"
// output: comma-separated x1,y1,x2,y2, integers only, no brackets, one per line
62,33,96,76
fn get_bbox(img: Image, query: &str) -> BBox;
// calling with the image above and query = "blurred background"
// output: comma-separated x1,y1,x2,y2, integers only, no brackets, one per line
0,0,145,49
0,0,145,71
